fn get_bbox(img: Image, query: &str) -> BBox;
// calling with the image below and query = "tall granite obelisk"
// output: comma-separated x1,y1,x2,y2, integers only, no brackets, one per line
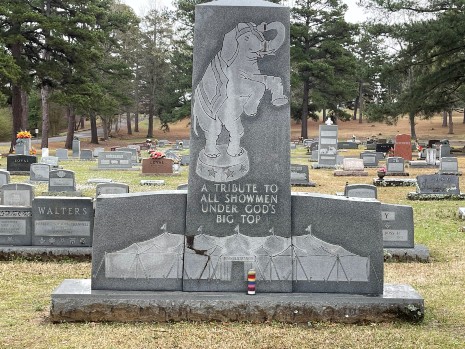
185,0,291,292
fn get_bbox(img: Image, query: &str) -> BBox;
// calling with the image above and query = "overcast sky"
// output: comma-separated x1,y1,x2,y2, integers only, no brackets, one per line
121,0,367,23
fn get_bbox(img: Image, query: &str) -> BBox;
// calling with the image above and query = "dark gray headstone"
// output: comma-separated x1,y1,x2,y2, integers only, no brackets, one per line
375,143,393,153
40,156,59,167
309,141,318,152
439,157,459,174
416,174,460,194
381,204,414,248
30,163,51,182
181,155,191,166
291,193,383,295
439,144,451,158
98,151,132,169
72,139,80,157
344,184,377,199
1,183,34,206
7,155,37,173
32,197,93,246
290,164,315,187
386,157,405,173
96,183,129,196
338,142,358,149
185,1,291,293
318,125,338,167
0,206,32,246
56,149,69,160
360,152,379,167
80,149,94,160
48,170,76,192
91,191,186,291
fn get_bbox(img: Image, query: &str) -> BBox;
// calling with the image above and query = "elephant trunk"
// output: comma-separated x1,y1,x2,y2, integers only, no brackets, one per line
259,21,285,55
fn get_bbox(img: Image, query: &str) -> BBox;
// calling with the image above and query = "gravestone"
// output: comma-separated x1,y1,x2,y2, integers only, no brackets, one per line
93,147,105,158
30,163,51,182
96,183,129,196
98,151,132,169
290,143,296,150
1,183,34,206
48,170,76,192
80,149,94,160
290,164,315,187
425,148,438,165
56,149,69,160
185,0,291,293
40,156,59,168
32,197,93,246
360,152,378,167
182,139,190,148
344,184,377,199
381,204,414,248
181,155,191,166
439,144,451,159
338,142,358,149
427,139,440,148
317,125,338,168
92,191,186,290
158,140,168,147
42,148,49,157
7,155,37,173
72,138,80,158
292,193,383,295
15,140,26,155
0,170,11,187
141,158,174,174
416,174,460,195
386,157,408,176
394,134,412,161
0,206,32,246
116,147,138,165
309,141,318,152
375,143,394,154
334,158,368,177
439,157,460,175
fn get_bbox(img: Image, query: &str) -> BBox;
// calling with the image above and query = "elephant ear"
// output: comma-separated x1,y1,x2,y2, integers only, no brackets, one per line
221,23,248,66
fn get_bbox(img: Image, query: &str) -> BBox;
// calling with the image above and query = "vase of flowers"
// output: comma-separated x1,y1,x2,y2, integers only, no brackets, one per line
148,150,165,159
16,130,32,154
377,167,387,179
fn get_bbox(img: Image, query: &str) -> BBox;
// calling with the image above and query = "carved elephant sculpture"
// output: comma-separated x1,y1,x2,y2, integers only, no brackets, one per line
193,21,288,158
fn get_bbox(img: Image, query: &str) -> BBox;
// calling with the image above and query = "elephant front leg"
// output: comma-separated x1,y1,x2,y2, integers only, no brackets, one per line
265,76,288,106
242,82,266,117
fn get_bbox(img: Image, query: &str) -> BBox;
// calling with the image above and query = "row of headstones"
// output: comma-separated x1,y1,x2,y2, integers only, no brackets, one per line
0,195,94,247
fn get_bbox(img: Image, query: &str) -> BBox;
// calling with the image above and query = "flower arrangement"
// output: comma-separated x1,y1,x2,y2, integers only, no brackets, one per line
148,150,165,159
377,166,387,179
29,147,37,155
377,166,387,173
16,130,32,139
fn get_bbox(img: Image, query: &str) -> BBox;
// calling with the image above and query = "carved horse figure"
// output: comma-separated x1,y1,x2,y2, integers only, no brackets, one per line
193,21,288,158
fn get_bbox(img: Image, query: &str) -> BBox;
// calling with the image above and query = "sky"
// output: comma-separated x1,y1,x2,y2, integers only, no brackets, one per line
121,0,368,23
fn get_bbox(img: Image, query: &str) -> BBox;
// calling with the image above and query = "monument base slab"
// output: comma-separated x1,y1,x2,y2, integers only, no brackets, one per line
50,279,424,324
384,244,430,263
407,192,465,200
373,178,417,187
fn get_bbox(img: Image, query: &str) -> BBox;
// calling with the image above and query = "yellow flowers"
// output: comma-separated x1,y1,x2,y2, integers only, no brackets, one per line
16,130,32,139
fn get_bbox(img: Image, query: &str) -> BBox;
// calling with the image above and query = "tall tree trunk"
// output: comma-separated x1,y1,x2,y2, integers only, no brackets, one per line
101,117,109,140
322,108,326,122
126,111,132,135
134,112,139,132
358,80,363,124
300,78,309,139
65,106,75,149
353,95,359,120
10,41,22,153
21,89,28,130
90,112,98,144
448,110,453,134
40,85,50,148
147,103,154,138
409,111,416,139
442,110,447,127
462,108,465,124
79,116,85,129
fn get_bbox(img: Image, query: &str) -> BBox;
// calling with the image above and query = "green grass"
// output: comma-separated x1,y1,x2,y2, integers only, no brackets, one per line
0,146,464,348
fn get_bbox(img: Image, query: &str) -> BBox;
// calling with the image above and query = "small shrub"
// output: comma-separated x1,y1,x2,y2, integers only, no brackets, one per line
0,108,12,141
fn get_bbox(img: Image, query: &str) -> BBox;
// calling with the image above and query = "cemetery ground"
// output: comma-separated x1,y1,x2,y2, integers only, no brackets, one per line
0,116,465,348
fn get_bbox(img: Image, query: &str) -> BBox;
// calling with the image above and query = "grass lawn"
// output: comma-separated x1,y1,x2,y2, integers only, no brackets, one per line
0,117,465,348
